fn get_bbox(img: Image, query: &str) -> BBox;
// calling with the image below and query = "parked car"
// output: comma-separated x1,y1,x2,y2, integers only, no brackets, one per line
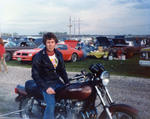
88,46,109,59
64,40,79,48
110,38,142,58
5,41,37,61
125,38,143,53
95,36,112,48
85,37,111,59
33,38,43,46
139,47,150,67
13,43,83,62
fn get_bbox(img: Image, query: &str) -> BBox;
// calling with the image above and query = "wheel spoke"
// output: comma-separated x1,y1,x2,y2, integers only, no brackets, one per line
112,112,133,119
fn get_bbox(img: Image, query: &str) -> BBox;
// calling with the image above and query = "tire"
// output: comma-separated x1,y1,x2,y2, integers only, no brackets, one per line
5,52,12,61
71,53,78,62
99,104,139,119
19,97,42,119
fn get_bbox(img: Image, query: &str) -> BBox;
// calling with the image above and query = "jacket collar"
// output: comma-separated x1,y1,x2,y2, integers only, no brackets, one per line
42,47,60,56
41,47,60,69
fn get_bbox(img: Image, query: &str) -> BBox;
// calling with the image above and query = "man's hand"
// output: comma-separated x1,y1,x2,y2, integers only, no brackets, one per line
46,87,56,94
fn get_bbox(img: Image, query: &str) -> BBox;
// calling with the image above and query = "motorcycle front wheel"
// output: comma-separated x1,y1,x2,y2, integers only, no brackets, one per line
99,104,139,119
19,97,43,119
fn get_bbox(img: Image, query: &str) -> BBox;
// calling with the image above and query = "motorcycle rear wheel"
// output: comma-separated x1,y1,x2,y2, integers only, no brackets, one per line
19,97,42,119
99,104,139,119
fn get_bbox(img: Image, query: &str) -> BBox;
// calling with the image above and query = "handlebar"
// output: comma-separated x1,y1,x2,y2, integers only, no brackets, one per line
69,71,93,82
69,75,85,81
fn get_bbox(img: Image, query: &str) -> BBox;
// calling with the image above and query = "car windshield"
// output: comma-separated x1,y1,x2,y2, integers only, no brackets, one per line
112,39,127,45
38,44,45,49
56,44,67,50
4,41,17,48
34,38,43,46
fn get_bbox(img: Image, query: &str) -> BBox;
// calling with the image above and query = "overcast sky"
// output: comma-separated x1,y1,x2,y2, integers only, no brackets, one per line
0,0,150,35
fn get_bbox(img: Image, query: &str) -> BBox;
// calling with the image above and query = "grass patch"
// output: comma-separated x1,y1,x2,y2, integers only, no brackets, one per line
7,55,150,78
7,60,31,68
65,55,150,78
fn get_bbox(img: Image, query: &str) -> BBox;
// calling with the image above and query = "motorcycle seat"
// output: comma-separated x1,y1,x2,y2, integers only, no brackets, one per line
25,80,43,99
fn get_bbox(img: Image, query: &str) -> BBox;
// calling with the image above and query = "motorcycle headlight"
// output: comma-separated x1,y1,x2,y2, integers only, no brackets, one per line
100,71,110,86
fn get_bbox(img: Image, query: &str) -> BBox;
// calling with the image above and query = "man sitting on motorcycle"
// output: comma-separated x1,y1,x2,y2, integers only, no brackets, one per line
32,32,70,119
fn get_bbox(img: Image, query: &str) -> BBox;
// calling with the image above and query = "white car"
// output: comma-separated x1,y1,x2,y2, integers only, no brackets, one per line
139,47,150,67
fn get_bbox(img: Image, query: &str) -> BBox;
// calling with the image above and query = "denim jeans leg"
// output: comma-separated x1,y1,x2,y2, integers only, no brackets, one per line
42,91,55,119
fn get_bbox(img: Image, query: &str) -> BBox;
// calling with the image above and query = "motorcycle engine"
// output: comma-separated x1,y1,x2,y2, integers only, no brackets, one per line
72,100,97,119
40,99,97,119
55,99,97,119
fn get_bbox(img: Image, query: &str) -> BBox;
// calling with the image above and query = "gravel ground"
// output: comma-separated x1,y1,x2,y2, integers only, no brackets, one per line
0,66,150,119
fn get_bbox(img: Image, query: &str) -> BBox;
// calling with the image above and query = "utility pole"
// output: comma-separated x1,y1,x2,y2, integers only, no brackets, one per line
69,17,82,40
73,17,76,39
68,16,72,40
78,18,80,36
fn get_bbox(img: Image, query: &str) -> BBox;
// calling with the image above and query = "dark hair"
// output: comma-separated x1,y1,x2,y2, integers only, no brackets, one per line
43,32,58,45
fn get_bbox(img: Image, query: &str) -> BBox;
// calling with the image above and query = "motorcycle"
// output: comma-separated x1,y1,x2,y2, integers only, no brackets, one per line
14,63,138,119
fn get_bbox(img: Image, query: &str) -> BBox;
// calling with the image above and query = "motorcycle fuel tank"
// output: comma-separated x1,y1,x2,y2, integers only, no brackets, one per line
56,83,92,100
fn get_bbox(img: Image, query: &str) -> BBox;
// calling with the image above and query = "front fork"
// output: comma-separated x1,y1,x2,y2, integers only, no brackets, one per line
95,86,113,119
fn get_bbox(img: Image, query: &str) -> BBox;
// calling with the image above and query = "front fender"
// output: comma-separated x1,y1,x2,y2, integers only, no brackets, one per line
99,104,138,119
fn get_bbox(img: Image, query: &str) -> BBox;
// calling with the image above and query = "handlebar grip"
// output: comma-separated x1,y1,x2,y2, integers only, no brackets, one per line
69,75,85,81
69,78,74,81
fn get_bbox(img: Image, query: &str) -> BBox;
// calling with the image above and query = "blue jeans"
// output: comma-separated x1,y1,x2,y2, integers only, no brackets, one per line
42,82,64,119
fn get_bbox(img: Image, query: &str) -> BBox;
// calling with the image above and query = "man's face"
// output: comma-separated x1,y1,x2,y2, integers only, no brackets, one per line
45,39,56,52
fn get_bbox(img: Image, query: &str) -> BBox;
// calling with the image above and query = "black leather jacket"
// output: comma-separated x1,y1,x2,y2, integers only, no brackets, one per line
32,47,69,91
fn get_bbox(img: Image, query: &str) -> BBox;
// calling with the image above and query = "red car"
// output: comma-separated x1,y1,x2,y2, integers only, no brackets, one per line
13,43,83,62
